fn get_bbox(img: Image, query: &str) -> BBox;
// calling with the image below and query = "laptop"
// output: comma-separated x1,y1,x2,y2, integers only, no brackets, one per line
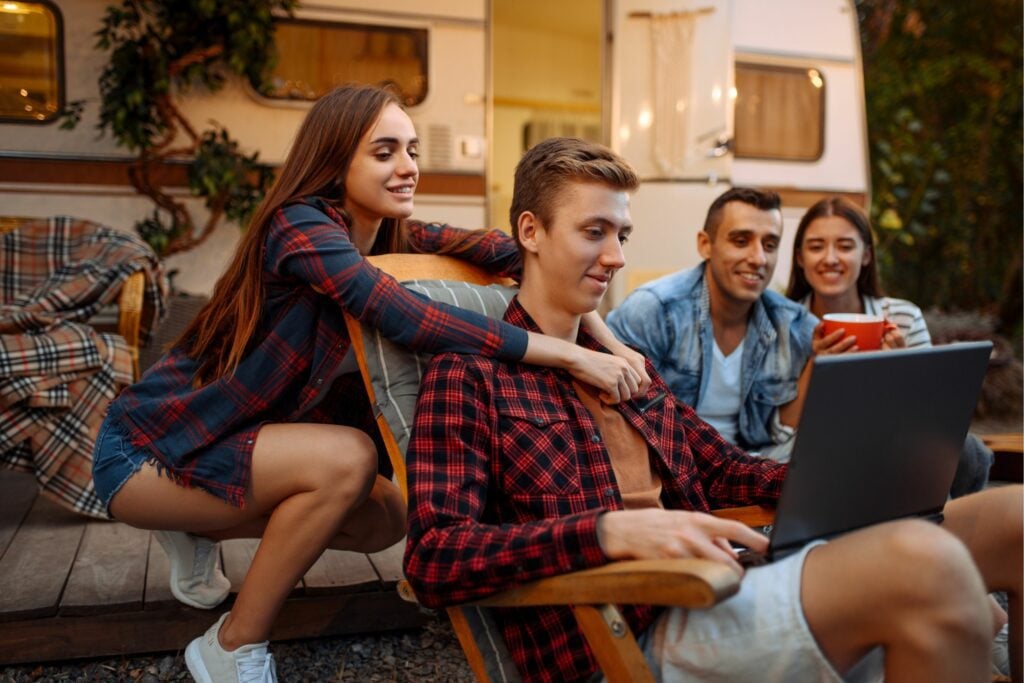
749,340,992,564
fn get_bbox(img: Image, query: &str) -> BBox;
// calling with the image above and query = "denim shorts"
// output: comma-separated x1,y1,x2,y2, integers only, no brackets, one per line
91,415,151,517
640,541,884,683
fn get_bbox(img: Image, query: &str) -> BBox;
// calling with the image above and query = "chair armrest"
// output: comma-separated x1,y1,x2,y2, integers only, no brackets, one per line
981,433,1023,482
468,558,740,609
981,433,1024,454
396,506,774,609
710,504,775,527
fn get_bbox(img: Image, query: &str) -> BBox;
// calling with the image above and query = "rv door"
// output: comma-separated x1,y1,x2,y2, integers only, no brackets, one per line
609,0,732,302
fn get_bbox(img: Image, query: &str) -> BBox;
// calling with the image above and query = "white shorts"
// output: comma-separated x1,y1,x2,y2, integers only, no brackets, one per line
640,542,884,683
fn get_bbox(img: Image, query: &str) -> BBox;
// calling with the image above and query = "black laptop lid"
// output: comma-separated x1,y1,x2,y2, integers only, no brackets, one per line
769,341,992,557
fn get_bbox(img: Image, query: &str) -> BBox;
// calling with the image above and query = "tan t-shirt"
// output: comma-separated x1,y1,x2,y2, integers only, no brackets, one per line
573,381,663,510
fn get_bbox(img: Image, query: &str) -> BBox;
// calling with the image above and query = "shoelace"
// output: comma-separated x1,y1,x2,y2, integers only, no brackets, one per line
237,648,277,683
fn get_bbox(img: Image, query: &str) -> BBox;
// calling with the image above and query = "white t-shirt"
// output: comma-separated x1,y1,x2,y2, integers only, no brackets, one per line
695,339,744,443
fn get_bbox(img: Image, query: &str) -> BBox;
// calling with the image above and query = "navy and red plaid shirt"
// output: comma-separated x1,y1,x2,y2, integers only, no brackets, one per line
107,197,526,507
404,298,787,683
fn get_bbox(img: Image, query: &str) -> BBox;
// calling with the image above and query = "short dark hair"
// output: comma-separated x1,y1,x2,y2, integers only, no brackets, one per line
702,187,781,239
786,196,882,301
509,137,639,245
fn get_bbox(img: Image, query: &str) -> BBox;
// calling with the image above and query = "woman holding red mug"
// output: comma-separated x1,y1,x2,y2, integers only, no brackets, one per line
785,196,993,501
785,196,928,351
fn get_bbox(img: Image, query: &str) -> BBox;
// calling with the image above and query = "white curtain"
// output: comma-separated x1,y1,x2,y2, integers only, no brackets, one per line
650,12,697,176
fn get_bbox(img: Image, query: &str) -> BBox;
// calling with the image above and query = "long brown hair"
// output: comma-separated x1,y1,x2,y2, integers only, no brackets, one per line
785,196,883,302
178,84,500,384
178,85,410,384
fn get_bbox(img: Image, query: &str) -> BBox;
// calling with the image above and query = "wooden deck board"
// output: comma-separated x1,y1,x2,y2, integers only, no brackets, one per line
0,494,86,621
221,537,261,593
368,539,407,585
0,470,38,558
303,548,381,595
143,532,177,609
61,520,150,616
0,592,424,666
0,471,424,666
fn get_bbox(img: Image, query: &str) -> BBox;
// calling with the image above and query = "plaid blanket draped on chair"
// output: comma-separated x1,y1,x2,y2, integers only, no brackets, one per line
0,216,166,518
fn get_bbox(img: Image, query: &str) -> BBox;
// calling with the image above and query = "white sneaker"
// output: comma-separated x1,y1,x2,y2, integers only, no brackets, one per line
992,622,1010,677
185,613,279,683
154,530,231,609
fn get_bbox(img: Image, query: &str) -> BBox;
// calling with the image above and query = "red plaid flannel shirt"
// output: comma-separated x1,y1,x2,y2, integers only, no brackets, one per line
404,299,787,683
109,197,526,507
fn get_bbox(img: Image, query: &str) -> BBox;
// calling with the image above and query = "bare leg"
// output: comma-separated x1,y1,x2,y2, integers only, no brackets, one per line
941,485,1024,682
800,519,992,682
205,474,406,554
110,423,404,650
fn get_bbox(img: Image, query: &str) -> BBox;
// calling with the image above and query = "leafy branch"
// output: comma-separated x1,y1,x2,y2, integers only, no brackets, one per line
61,0,296,257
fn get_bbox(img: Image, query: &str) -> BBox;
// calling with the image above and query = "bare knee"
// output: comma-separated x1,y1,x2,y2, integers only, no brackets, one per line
881,521,990,644
308,427,379,502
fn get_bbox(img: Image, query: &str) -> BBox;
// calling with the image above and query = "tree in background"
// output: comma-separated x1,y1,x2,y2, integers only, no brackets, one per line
62,0,296,257
856,0,1022,349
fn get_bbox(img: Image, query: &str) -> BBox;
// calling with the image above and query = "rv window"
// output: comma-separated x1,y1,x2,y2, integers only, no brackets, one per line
0,1,62,124
258,19,428,106
734,63,824,162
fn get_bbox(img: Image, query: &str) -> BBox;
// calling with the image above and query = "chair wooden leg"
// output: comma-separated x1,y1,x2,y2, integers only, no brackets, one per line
572,604,655,683
447,606,494,683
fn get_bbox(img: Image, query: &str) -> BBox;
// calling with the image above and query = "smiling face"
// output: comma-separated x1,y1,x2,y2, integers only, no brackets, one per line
796,214,871,305
518,180,632,336
698,200,782,313
343,103,419,242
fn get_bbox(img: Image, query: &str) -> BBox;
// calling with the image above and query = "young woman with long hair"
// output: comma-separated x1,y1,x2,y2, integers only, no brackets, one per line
91,84,648,683
786,195,928,349
785,196,993,500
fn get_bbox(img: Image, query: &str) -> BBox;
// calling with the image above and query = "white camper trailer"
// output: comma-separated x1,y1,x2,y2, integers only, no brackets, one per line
0,0,868,301
609,0,869,302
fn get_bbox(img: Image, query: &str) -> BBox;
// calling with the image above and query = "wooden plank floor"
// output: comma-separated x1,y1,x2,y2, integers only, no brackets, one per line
0,469,424,666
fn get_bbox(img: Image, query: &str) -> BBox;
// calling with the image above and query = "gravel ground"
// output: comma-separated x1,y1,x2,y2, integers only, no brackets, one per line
0,611,473,682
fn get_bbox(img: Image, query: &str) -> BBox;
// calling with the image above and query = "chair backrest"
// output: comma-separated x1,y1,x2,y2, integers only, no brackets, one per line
343,254,517,498
341,253,523,682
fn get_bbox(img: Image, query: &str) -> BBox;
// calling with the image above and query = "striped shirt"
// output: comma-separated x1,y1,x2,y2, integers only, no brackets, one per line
798,294,931,348
863,295,932,348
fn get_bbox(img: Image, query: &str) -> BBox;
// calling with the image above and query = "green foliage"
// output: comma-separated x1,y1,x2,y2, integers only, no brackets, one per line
60,0,296,256
856,1,1023,342
190,127,277,225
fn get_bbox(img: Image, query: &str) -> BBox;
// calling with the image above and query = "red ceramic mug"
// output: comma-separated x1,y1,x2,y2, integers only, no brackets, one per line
821,313,885,351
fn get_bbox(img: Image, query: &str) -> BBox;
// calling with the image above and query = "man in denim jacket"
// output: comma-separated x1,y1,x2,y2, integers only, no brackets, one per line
608,188,816,460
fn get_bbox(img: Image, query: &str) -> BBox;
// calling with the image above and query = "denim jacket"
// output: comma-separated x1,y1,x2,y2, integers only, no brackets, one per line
607,264,818,451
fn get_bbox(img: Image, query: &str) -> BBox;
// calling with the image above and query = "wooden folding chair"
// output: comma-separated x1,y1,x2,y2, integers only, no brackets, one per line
343,253,773,683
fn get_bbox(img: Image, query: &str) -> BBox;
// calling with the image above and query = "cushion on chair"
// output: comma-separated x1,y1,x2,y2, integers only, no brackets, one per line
357,279,517,455
352,278,522,681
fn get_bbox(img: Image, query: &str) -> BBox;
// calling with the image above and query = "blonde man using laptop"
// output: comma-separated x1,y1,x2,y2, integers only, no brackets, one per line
403,137,1022,683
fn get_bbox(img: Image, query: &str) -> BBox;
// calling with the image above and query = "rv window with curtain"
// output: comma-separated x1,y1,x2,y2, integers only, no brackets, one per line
0,0,62,123
734,62,824,161
258,19,428,106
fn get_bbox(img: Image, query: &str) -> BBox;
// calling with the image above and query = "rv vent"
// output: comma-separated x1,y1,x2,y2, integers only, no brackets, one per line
427,124,453,169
